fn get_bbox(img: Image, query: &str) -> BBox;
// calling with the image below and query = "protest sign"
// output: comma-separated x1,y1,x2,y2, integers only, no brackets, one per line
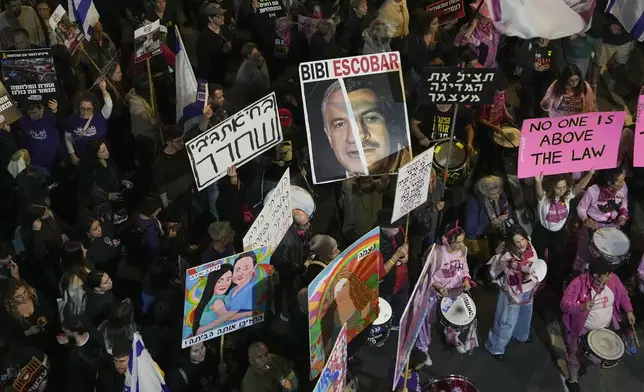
49,5,84,54
426,0,465,25
11,355,49,392
0,81,21,124
313,323,347,392
308,227,380,379
186,92,283,190
635,95,644,167
393,245,435,390
182,247,272,348
243,168,292,251
518,111,626,178
418,67,500,104
0,49,57,108
391,146,435,223
299,53,412,184
298,15,322,40
257,0,285,18
134,20,162,63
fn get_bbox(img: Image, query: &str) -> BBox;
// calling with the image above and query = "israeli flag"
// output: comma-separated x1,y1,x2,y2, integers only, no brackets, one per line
124,333,169,392
67,0,100,40
174,25,199,129
606,0,644,42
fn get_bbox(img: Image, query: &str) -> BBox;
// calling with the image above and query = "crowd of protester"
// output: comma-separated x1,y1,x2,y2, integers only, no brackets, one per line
0,0,643,391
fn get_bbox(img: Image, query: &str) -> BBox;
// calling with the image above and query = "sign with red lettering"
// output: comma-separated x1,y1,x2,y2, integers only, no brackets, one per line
299,53,412,184
518,111,626,178
426,0,465,25
634,94,644,167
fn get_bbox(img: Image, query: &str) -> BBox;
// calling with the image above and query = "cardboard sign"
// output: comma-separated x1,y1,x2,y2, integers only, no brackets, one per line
308,227,380,379
518,111,626,178
0,81,21,124
181,247,272,348
0,49,57,108
49,5,84,54
634,95,644,167
391,146,435,223
426,0,465,25
418,67,500,104
313,324,347,392
243,168,292,251
393,245,436,390
299,53,412,184
186,92,283,190
257,0,284,18
298,15,322,40
134,20,162,63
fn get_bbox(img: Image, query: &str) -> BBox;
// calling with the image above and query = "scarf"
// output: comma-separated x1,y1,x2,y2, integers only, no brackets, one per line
506,245,535,292
484,197,506,235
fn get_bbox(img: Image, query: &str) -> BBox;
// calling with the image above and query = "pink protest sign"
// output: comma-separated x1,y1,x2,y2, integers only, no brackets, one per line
518,111,626,179
634,95,644,167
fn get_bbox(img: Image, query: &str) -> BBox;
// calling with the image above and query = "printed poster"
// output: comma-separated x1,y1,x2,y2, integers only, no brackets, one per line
518,111,626,178
134,20,162,63
634,94,644,167
186,92,283,190
182,247,272,348
308,227,380,379
393,245,435,390
257,0,285,18
391,146,435,223
313,324,347,392
0,81,21,124
0,49,57,108
49,5,84,54
419,67,500,105
299,52,412,184
426,0,465,25
243,168,292,251
298,15,322,40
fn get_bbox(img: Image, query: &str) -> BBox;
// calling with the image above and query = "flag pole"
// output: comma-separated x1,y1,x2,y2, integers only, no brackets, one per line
78,43,126,104
146,58,156,118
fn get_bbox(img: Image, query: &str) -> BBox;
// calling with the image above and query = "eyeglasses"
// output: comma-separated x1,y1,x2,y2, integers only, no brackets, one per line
80,106,94,113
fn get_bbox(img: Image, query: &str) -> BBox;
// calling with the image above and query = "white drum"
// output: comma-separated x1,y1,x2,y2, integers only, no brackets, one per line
532,259,548,283
582,328,625,368
590,227,630,266
440,293,477,328
367,298,392,347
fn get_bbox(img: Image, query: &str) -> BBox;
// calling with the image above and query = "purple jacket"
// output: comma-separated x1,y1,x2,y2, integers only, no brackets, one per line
561,273,632,338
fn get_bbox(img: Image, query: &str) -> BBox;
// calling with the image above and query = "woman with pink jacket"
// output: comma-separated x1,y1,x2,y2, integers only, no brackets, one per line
560,257,635,392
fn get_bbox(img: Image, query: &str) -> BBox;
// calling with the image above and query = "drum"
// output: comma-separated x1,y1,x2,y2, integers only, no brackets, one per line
264,185,316,219
532,259,548,283
423,375,479,392
589,227,630,266
440,293,477,328
582,328,625,368
367,298,392,347
433,139,470,187
492,125,520,175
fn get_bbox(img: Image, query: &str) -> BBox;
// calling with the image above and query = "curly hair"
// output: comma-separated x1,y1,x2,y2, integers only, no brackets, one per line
335,269,371,310
5,280,38,319
542,174,573,203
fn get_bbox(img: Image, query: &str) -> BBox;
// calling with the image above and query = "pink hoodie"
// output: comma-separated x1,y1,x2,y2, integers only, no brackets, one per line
561,273,632,338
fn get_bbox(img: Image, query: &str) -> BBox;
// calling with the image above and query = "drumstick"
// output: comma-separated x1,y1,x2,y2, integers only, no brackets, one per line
590,274,610,303
631,323,640,348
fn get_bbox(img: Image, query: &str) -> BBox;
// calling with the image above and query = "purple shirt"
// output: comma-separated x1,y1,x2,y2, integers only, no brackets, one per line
66,113,108,156
18,114,59,168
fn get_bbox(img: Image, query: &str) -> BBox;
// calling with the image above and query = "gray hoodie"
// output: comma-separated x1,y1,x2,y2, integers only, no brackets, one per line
361,29,391,54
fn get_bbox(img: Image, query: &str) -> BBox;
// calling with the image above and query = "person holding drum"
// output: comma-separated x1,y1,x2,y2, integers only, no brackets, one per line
560,257,635,392
540,64,596,118
485,225,540,361
573,167,629,272
416,222,476,360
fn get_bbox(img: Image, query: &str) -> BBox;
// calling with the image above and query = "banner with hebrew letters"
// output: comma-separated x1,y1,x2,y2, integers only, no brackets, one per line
419,67,500,104
186,92,283,190
0,49,57,108
391,146,435,223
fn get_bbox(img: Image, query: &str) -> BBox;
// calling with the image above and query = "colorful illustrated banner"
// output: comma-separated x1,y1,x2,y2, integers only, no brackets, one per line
298,15,321,40
49,5,84,55
243,168,292,251
186,92,283,190
308,227,380,379
313,323,347,392
518,111,626,178
391,146,435,223
134,20,162,63
182,247,272,348
635,95,644,167
299,53,412,184
426,0,465,25
393,245,435,390
0,49,57,108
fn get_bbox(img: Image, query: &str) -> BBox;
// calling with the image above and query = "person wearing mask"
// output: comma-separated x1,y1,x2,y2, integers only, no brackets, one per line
85,218,121,278
96,338,129,392
196,3,231,86
378,207,410,328
376,0,408,51
237,42,271,95
263,17,307,80
0,0,46,48
65,80,112,164
201,221,235,265
59,316,106,392
485,225,539,361
59,241,93,319
272,209,310,321
17,100,64,184
242,341,298,392
561,257,636,392
540,64,595,118
84,270,115,326
337,0,371,56
166,343,218,392
78,140,122,198
573,167,629,272
342,175,389,243
361,18,391,55
455,1,500,69
407,11,457,83
516,37,563,120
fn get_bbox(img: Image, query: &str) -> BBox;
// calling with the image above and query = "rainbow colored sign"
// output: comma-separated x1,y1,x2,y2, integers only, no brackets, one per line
181,247,272,348
313,323,347,392
308,227,380,379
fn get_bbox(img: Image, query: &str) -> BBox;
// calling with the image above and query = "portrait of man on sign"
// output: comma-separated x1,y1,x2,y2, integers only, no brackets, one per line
305,72,412,184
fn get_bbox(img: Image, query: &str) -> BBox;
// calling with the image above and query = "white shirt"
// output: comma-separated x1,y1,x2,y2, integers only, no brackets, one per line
584,285,614,330
537,193,574,232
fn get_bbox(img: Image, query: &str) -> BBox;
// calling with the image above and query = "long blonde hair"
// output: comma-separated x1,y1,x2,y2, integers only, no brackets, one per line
5,280,38,318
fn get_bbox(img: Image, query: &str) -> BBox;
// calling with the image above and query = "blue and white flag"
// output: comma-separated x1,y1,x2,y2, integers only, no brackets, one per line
124,333,169,392
606,0,644,42
67,0,100,40
174,25,200,129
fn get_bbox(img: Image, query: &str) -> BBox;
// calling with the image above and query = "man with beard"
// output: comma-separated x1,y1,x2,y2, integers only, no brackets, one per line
198,84,229,132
